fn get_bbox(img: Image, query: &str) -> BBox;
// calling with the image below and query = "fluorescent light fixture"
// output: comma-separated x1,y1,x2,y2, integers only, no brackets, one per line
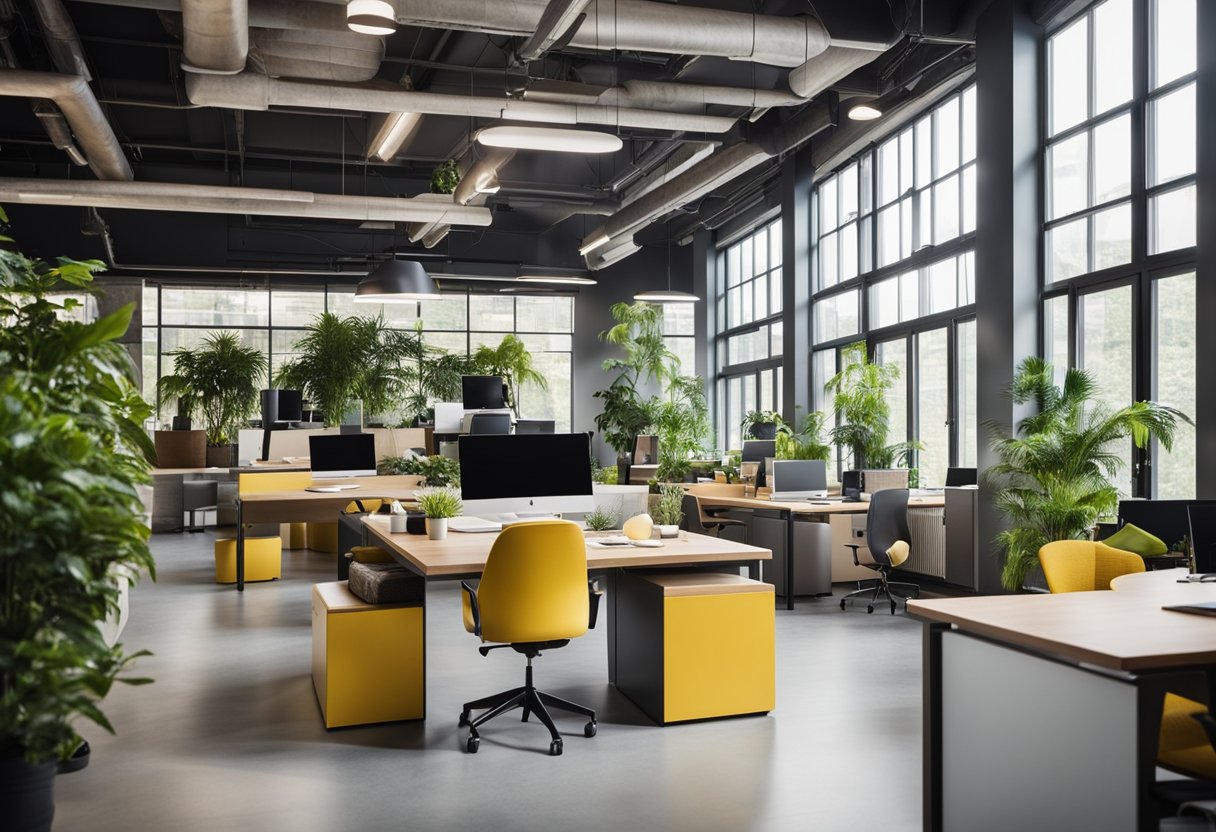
633,289,700,303
370,111,422,162
476,126,623,154
353,259,438,302
516,275,597,286
17,192,75,202
347,0,396,35
847,100,883,121
578,230,611,256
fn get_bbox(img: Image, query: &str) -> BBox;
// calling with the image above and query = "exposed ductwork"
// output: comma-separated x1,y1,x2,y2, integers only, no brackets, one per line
31,0,91,79
517,0,591,62
789,44,891,99
184,72,740,133
525,79,809,112
0,70,133,180
179,0,247,74
621,141,717,207
249,28,383,83
0,178,494,226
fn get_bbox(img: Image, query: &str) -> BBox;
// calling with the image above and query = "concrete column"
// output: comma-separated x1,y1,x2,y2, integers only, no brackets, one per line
95,278,144,386
780,146,813,424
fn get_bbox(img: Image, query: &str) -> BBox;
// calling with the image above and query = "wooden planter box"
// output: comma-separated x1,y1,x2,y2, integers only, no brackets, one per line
154,430,206,469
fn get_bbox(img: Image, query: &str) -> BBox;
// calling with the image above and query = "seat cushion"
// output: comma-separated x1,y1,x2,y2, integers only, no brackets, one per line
1104,523,1168,557
1159,693,1216,780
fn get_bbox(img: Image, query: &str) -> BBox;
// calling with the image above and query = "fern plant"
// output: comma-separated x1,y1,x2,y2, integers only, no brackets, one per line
826,341,920,469
986,356,1189,591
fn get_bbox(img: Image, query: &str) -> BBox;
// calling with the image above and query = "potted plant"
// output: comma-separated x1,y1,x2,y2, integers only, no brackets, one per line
740,410,788,440
159,332,267,467
378,454,461,486
651,484,685,537
472,333,548,417
583,500,621,533
430,160,461,195
986,357,1188,591
654,376,710,483
415,487,462,540
775,409,832,461
826,341,921,470
0,217,155,832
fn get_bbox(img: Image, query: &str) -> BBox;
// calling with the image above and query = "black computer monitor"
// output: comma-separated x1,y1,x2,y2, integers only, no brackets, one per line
946,467,978,487
741,439,776,462
1189,505,1216,574
309,433,376,478
462,375,506,410
842,470,862,501
458,433,594,515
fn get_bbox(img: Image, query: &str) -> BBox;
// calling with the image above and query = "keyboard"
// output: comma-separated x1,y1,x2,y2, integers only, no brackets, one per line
305,483,361,493
448,516,503,534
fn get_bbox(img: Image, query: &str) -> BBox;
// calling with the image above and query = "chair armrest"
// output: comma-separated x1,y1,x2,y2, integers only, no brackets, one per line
844,543,861,567
588,578,604,630
461,580,481,636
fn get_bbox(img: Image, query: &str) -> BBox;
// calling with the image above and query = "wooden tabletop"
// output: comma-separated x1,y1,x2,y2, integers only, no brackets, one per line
237,475,423,524
908,583,1216,672
362,515,772,578
696,494,945,514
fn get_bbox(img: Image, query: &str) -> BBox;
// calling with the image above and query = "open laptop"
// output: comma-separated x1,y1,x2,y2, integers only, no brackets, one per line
770,459,829,501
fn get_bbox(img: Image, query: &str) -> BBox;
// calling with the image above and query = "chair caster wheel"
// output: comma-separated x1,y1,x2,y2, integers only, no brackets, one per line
866,605,874,614
458,711,469,727
466,735,479,754
549,739,563,756
839,599,847,610
890,603,897,615
584,721,597,738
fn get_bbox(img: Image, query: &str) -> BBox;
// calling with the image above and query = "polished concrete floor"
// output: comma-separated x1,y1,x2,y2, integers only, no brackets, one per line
55,532,925,832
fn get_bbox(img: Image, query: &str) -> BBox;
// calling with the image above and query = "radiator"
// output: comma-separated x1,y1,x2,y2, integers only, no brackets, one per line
906,507,946,578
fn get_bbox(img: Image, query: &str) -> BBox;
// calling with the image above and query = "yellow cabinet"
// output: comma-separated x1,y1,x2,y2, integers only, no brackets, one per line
214,536,281,584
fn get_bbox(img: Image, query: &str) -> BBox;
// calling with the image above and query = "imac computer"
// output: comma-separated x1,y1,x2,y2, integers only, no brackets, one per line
462,375,507,411
309,434,377,479
770,460,829,500
458,433,594,518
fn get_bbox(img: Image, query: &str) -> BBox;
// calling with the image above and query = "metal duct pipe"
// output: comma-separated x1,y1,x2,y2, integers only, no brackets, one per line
32,101,88,165
621,142,717,207
0,178,493,225
0,70,133,180
74,0,346,32
789,44,891,98
185,72,738,133
453,148,515,206
31,0,91,79
180,0,248,74
392,0,830,68
517,0,591,61
603,81,807,110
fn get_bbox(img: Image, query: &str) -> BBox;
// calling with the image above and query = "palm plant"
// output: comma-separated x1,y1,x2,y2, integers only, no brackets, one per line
826,341,920,469
986,356,1189,591
159,332,267,445
654,375,710,482
776,409,833,462
595,302,677,458
473,333,548,417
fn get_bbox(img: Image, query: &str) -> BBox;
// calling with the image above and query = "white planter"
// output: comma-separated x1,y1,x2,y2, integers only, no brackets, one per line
426,517,448,540
658,524,679,538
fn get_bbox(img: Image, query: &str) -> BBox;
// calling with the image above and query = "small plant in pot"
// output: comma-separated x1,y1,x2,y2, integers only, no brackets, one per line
740,410,789,441
415,487,463,540
584,500,622,533
651,484,685,538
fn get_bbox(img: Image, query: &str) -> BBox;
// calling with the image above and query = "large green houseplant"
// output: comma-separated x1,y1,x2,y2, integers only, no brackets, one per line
775,409,833,462
826,341,920,469
594,302,676,460
654,375,711,483
0,213,155,830
473,333,548,417
158,331,267,466
986,357,1188,591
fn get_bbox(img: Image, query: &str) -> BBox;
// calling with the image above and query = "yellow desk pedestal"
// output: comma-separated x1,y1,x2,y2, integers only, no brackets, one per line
311,581,424,728
306,522,339,553
615,571,775,724
214,536,281,584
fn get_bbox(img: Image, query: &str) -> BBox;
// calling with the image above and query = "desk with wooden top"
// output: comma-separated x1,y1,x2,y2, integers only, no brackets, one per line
908,577,1216,832
362,516,772,713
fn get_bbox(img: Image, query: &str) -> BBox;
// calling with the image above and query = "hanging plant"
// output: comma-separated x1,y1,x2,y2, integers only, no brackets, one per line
430,160,461,195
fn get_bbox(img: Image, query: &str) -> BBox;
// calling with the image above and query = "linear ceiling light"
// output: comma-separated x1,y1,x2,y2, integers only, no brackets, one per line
578,230,611,256
370,111,422,162
516,275,598,285
354,259,438,302
477,126,623,154
347,0,397,35
633,289,700,303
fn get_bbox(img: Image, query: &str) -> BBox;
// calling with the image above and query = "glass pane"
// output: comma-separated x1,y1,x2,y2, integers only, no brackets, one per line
838,290,859,339
740,236,754,280
879,137,899,206
270,329,309,378
878,205,900,267
915,116,932,189
666,337,696,375
325,289,356,319
1155,0,1196,89
958,320,978,469
1094,0,1132,114
754,229,769,275
899,128,914,195
900,271,919,321
518,351,571,433
160,287,269,327
1153,272,1195,499
1080,284,1134,496
271,290,325,327
819,231,838,289
1044,294,1071,389
1049,131,1089,220
1151,184,1197,253
1151,82,1196,186
840,164,859,222
142,284,158,326
840,222,858,281
1093,201,1131,271
934,97,960,176
1050,17,1089,135
727,376,742,451
859,155,873,216
877,338,908,447
728,286,742,328
962,85,977,164
770,321,783,358
770,266,782,314
727,245,742,287
468,295,514,331
418,295,468,331
933,174,960,244
917,327,951,488
741,277,754,323
141,326,157,405
900,196,914,260
769,219,782,267
960,251,976,305
819,177,838,232
1092,114,1131,203
927,258,958,314
813,348,837,433
515,296,573,332
661,301,695,336
872,278,899,329
1049,216,1088,282
754,274,769,320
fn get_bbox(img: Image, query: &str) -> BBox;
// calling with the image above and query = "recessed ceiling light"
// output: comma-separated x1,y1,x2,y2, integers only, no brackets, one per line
347,0,396,35
516,275,598,285
476,126,623,154
353,259,438,302
633,290,700,303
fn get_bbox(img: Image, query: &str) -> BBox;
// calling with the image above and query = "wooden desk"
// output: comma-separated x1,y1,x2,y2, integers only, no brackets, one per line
362,517,772,717
233,475,423,591
908,587,1216,831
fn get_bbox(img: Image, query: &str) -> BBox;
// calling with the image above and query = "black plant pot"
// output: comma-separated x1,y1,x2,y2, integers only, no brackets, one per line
0,753,56,832
57,741,90,775
206,443,237,469
617,459,632,486
749,423,778,440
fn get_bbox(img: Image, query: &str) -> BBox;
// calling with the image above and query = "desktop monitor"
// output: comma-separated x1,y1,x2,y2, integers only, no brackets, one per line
946,467,978,487
462,375,506,410
458,433,594,516
309,433,377,479
742,440,776,488
1188,504,1216,574
259,389,302,461
841,470,862,500
770,460,828,500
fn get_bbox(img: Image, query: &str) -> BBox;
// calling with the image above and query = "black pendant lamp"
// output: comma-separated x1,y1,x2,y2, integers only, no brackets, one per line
353,259,439,303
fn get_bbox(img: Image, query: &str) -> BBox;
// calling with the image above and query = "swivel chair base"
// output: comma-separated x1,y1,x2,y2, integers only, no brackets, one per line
460,643,597,756
839,566,920,615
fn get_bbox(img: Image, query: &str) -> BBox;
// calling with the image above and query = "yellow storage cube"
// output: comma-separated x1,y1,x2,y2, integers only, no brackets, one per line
307,522,339,554
280,522,308,550
214,536,282,584
616,571,774,724
311,581,424,728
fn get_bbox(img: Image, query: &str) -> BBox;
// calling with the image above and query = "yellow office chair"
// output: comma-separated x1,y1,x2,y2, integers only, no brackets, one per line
1038,540,1216,782
458,520,602,756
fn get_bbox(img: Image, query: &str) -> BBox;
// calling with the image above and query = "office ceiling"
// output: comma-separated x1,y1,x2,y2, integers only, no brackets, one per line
0,0,979,283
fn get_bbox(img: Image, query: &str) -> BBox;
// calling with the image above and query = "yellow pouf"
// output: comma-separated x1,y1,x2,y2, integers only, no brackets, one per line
312,581,424,728
280,523,308,550
214,536,282,584
306,522,339,554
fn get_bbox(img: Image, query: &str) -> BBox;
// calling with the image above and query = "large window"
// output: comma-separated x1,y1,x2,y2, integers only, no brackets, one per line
811,83,978,485
713,219,784,451
1041,0,1196,497
142,284,576,431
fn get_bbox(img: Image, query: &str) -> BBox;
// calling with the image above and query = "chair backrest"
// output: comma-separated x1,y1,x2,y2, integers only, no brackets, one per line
477,520,589,644
469,413,511,435
866,488,911,567
1038,540,1145,592
238,470,313,496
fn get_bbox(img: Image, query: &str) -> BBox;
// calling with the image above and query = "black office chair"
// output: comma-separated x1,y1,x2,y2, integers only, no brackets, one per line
469,413,511,435
692,495,747,539
840,488,920,615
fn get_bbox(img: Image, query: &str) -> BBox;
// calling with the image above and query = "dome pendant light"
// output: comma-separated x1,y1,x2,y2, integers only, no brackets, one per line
354,259,438,303
347,0,397,35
